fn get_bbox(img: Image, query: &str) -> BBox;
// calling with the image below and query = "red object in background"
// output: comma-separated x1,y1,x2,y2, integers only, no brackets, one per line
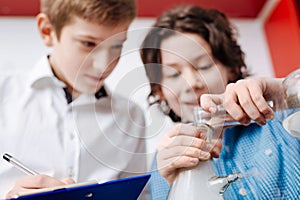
137,0,266,18
0,0,266,18
0,0,39,16
264,0,300,78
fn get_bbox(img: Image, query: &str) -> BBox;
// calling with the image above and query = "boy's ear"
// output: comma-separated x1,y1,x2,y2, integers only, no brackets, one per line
36,13,56,47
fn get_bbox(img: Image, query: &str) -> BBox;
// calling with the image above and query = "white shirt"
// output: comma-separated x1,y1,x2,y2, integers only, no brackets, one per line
145,104,174,168
0,56,148,199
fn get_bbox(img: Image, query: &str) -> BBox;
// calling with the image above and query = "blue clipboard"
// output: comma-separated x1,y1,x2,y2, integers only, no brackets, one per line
13,174,150,200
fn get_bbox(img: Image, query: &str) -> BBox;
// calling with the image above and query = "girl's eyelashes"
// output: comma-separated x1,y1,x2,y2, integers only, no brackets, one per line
196,63,214,70
162,60,215,79
162,67,181,78
111,44,123,49
166,63,214,78
168,72,180,78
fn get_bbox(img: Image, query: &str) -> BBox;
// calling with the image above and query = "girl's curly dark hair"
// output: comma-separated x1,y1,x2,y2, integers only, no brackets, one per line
140,5,248,122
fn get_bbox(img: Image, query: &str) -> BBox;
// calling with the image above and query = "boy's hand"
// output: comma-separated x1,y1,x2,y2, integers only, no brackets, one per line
201,77,283,126
6,175,75,198
157,123,222,184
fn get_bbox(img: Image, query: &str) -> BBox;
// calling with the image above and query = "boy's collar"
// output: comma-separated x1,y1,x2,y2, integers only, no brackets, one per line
63,86,108,104
29,56,109,101
95,86,108,99
29,56,65,89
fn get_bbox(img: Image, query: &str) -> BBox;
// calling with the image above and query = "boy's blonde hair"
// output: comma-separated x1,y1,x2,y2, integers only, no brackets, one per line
40,0,136,39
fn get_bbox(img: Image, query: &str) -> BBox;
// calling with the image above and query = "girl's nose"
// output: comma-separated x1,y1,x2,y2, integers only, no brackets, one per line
182,67,204,92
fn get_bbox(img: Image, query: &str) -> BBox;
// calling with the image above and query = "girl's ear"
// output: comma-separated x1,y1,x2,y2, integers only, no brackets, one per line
36,13,57,47
155,87,165,102
227,66,241,82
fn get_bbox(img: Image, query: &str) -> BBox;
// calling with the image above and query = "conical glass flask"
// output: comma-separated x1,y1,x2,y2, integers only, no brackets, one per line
167,107,241,200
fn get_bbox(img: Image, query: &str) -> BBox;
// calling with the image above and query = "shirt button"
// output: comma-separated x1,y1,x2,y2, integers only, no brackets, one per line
239,188,247,196
265,149,272,156
225,145,230,153
68,167,74,178
70,133,75,140
226,161,232,168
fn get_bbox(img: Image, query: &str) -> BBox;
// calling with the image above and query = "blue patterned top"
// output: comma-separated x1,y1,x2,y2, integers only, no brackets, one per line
149,119,300,200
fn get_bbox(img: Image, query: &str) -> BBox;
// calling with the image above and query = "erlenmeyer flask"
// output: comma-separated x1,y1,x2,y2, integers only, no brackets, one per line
167,107,241,200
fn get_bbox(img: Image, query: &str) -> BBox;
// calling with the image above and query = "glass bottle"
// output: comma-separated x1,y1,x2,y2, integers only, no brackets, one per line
193,68,300,137
279,68,300,138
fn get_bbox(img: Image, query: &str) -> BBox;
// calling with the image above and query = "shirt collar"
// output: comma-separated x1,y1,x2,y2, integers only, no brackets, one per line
63,86,108,104
29,56,65,89
29,56,109,104
95,86,108,99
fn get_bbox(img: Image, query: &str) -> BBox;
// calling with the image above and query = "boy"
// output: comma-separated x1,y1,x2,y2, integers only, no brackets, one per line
0,0,148,198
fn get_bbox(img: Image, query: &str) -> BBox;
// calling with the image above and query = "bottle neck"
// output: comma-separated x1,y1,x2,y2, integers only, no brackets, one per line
194,122,214,143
